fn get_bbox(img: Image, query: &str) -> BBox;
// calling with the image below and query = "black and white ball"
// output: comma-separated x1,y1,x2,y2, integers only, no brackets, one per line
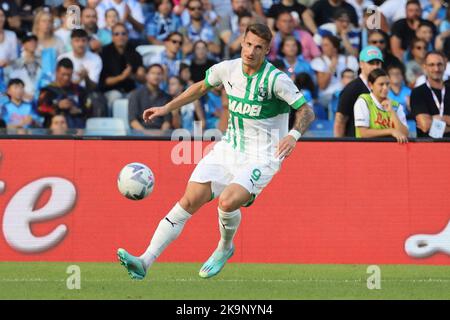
117,162,155,200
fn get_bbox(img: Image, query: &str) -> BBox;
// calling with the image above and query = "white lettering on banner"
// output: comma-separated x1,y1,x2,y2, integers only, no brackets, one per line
2,177,77,253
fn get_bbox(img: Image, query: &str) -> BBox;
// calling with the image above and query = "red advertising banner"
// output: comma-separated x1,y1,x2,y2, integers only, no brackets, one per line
0,139,449,265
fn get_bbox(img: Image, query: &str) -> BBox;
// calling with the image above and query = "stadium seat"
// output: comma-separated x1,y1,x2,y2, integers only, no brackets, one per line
85,117,127,136
136,45,165,67
112,99,130,129
407,120,417,138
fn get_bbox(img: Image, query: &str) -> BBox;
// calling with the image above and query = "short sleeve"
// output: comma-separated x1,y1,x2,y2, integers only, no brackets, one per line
273,73,307,110
354,98,370,127
204,61,227,88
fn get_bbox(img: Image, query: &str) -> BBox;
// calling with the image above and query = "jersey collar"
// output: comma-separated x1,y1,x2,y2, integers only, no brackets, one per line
242,59,267,79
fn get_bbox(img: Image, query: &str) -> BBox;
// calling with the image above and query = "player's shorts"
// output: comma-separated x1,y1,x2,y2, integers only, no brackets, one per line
189,141,281,206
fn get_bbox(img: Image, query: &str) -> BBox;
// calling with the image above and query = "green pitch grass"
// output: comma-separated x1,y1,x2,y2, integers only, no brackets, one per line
0,262,449,299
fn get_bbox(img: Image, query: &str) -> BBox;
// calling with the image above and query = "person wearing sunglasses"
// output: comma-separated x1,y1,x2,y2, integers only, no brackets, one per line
367,29,402,71
99,22,145,114
179,0,221,57
148,32,184,84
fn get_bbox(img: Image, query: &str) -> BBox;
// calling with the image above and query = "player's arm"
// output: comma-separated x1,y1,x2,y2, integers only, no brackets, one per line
143,80,210,123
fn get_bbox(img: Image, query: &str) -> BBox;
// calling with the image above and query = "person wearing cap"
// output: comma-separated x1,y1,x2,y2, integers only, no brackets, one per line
334,45,383,137
313,8,361,57
6,33,40,102
354,68,409,143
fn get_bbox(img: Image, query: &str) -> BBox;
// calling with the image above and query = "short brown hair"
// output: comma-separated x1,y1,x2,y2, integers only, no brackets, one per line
245,23,272,45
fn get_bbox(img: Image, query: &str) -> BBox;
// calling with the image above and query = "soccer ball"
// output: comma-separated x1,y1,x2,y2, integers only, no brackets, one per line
117,162,155,200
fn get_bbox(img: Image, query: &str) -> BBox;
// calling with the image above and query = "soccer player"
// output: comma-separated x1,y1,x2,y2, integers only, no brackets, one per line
117,23,315,280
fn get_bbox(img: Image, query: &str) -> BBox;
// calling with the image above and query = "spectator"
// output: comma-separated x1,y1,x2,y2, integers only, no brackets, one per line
405,38,427,87
334,45,383,137
179,0,221,57
6,33,41,102
387,64,412,118
367,29,402,70
54,6,73,52
270,11,320,62
168,75,205,130
81,7,102,53
32,7,65,56
313,9,361,57
207,0,232,19
58,29,103,91
354,68,408,142
14,0,44,34
275,35,315,81
329,68,356,120
311,34,359,107
416,21,436,53
180,0,220,27
0,7,18,67
149,31,184,84
99,22,145,113
218,0,264,47
37,58,91,128
96,0,145,41
1,78,42,129
97,8,119,46
0,0,21,33
411,51,450,138
179,62,193,86
188,40,216,83
146,0,181,45
266,0,317,34
390,0,435,61
310,0,359,28
228,10,254,58
128,64,172,131
48,113,69,134
56,0,85,15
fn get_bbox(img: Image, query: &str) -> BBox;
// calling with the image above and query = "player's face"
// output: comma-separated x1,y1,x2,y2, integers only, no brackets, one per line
241,31,270,69
370,76,390,100
424,54,446,82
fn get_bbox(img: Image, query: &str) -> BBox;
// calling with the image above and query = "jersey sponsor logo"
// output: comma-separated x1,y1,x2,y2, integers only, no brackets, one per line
229,99,262,116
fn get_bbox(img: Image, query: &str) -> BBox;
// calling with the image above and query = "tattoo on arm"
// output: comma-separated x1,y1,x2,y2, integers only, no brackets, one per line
293,104,315,135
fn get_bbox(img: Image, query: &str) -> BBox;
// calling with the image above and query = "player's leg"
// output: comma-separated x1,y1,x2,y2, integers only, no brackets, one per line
199,183,251,278
118,181,212,280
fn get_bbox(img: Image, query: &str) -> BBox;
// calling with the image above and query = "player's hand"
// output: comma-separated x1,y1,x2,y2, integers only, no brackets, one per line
143,106,168,123
391,129,408,144
275,135,297,159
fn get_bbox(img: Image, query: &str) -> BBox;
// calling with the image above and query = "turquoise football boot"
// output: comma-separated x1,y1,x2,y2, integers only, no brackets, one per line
117,248,146,280
199,245,235,279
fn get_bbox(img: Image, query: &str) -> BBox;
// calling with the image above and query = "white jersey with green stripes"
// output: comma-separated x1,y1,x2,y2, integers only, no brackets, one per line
205,58,307,163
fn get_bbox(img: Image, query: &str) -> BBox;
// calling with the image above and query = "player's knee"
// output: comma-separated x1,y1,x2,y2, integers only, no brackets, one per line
218,196,239,212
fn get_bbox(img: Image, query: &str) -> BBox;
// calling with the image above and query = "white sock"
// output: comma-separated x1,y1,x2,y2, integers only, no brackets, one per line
140,202,192,270
217,208,241,252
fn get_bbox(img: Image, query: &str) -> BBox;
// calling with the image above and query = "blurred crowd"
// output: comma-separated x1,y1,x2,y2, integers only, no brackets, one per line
0,0,449,137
